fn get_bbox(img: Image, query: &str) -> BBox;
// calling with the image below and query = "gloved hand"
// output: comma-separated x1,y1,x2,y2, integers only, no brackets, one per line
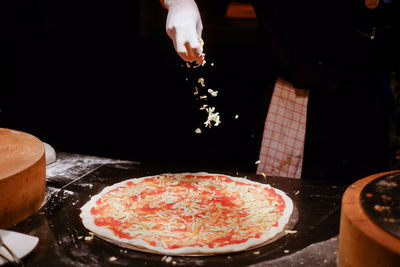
163,0,205,64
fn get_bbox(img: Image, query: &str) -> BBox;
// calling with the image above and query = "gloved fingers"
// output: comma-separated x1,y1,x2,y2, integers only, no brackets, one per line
189,39,205,65
196,19,203,38
195,52,205,65
164,0,204,63
185,42,205,65
195,21,205,64
187,32,203,54
176,43,193,63
174,33,195,62
174,27,204,63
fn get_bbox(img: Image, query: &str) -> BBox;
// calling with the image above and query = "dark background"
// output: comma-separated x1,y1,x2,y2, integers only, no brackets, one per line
0,0,270,172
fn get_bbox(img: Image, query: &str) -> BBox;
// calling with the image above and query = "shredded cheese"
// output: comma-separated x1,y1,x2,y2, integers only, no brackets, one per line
207,89,218,97
84,232,94,241
204,107,221,128
198,78,205,87
199,104,208,110
87,173,288,251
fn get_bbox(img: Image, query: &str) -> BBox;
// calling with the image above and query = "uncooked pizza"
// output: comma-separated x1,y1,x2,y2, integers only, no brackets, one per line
80,173,293,255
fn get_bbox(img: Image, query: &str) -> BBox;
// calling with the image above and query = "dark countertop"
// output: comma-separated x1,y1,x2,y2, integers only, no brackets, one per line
10,152,349,266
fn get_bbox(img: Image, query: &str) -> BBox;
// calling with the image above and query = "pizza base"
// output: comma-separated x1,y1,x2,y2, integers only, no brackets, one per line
80,173,294,255
89,206,297,256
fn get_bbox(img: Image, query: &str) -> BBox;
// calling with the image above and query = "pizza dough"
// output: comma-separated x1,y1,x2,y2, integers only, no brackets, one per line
80,173,293,255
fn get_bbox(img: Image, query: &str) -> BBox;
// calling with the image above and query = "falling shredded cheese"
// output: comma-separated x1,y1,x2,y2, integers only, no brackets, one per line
207,89,218,97
199,104,208,110
198,78,205,87
193,60,206,68
186,60,223,132
204,107,221,128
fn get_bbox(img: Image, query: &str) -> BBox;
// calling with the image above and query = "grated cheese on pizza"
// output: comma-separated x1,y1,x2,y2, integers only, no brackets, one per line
80,173,293,255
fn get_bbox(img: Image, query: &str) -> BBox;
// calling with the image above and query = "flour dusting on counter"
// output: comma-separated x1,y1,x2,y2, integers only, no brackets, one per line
46,152,134,181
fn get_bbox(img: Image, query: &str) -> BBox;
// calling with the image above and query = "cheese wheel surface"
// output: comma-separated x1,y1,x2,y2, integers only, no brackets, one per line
0,128,46,228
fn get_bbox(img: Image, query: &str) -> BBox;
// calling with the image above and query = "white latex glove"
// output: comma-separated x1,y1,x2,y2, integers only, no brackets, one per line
163,0,205,64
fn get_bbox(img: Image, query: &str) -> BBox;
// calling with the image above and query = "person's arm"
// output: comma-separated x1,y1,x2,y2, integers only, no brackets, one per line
161,0,205,64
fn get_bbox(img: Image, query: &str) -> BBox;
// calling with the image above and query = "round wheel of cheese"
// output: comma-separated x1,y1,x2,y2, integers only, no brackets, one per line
339,171,400,267
0,128,46,228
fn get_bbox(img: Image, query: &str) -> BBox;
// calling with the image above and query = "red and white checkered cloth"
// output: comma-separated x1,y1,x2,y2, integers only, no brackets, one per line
257,78,309,178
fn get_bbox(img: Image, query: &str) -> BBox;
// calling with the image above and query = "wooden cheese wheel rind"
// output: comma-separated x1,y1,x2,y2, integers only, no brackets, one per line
339,171,400,267
0,128,46,228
